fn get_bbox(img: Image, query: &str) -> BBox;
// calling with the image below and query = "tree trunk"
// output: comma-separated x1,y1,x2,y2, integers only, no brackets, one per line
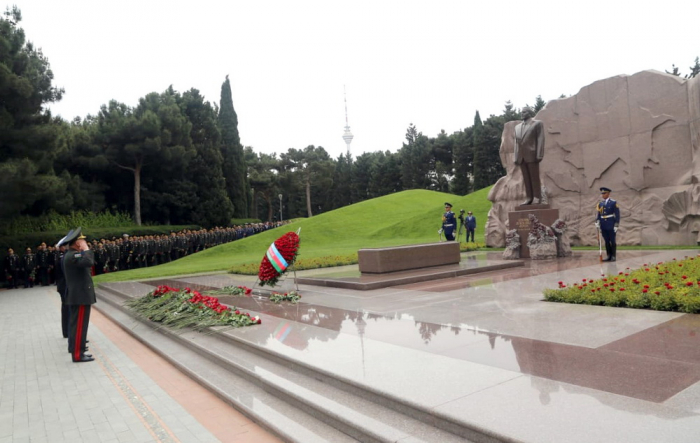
306,175,313,217
252,189,258,220
265,194,273,222
134,164,142,226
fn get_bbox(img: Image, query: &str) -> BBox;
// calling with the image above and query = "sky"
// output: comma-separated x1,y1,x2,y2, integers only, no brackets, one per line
11,0,700,159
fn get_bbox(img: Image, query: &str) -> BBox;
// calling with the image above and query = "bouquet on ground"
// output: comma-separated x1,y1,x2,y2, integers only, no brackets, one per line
127,285,261,331
206,285,253,296
270,290,302,304
258,231,300,287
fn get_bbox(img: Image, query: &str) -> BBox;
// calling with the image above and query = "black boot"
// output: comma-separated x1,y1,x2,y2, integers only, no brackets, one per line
611,244,616,262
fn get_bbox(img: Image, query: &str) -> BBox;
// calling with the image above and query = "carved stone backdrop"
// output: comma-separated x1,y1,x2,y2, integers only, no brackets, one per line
486,70,700,247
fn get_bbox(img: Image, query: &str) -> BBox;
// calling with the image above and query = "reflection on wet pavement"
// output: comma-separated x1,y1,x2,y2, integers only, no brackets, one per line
139,250,700,403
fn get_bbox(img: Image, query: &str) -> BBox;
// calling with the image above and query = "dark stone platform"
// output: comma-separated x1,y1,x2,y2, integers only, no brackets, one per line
358,242,460,273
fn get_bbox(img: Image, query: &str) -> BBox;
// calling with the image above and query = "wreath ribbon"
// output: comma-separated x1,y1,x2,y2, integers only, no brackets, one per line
266,242,289,273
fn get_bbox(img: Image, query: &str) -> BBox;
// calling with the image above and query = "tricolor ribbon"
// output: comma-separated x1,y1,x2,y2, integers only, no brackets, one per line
266,242,289,273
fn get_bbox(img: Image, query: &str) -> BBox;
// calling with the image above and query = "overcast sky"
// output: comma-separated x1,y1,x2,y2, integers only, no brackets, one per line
12,0,700,159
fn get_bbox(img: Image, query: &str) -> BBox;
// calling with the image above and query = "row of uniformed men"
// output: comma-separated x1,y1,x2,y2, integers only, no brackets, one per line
3,222,285,285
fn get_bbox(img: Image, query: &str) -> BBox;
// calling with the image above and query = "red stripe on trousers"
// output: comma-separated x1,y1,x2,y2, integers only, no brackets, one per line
74,306,85,361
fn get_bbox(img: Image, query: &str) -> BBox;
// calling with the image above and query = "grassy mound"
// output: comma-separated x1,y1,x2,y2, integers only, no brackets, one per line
94,187,493,283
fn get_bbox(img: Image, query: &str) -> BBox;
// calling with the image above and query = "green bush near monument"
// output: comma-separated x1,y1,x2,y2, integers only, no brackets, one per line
543,255,700,313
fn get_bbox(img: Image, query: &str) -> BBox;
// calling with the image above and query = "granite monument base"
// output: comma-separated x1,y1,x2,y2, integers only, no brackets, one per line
508,205,560,259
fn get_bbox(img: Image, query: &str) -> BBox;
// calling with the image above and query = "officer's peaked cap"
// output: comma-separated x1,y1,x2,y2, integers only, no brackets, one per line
62,227,86,246
56,229,74,248
600,187,612,193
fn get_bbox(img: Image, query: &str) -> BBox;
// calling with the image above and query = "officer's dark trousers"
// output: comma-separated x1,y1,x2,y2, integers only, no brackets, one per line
62,303,70,338
601,229,616,258
68,304,91,362
444,225,455,241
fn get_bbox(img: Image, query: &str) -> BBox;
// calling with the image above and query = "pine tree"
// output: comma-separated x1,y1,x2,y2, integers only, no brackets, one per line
687,57,700,79
218,76,249,218
533,95,546,113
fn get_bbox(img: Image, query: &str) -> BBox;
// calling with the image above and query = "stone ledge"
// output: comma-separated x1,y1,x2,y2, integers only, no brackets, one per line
358,242,460,274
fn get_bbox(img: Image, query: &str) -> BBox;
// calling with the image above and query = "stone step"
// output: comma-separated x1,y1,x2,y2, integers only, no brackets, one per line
96,284,513,443
95,288,358,443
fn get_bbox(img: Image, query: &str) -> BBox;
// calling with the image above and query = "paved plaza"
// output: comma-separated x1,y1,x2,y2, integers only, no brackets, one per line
3,249,700,442
0,285,280,443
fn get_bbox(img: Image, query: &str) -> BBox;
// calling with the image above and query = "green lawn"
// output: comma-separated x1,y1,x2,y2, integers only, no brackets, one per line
94,187,493,283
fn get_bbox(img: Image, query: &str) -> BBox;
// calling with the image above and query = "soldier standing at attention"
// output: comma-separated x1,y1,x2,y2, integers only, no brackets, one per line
4,248,20,289
595,187,620,262
61,227,96,363
22,247,36,288
441,203,457,241
36,242,50,286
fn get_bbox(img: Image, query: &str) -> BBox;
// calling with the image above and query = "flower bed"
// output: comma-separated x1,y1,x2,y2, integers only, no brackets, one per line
127,285,261,330
543,255,700,313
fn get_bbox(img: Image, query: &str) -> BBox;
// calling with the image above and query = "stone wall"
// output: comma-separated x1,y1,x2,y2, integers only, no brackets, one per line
487,70,700,247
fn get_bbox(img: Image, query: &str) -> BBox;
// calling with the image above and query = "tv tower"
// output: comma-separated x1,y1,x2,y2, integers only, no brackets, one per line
342,86,354,158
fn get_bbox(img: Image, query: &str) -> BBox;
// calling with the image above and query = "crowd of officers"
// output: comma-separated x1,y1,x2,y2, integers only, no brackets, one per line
3,222,285,288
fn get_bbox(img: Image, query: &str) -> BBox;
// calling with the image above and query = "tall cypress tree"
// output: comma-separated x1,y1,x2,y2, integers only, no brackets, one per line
218,76,248,218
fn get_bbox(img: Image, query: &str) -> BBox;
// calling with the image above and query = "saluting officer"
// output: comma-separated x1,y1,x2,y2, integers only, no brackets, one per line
595,187,621,262
61,227,96,363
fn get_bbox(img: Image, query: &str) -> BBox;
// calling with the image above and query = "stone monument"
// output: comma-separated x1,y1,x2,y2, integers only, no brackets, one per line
487,70,700,247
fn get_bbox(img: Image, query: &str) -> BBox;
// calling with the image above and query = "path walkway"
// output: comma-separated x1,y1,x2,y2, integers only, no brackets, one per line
0,285,281,443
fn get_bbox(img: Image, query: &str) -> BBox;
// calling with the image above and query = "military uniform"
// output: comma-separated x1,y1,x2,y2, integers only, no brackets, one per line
36,246,50,286
596,187,621,261
442,203,457,241
61,228,96,363
55,246,69,338
22,249,36,288
4,249,20,289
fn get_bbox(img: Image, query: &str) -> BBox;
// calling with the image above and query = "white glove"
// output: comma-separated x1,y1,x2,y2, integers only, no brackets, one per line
614,226,618,233
438,229,443,234
594,221,600,229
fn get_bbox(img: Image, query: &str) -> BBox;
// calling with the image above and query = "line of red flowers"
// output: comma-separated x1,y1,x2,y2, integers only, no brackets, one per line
151,285,261,323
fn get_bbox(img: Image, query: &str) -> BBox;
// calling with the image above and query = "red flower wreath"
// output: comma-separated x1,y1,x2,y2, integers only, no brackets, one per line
258,232,300,287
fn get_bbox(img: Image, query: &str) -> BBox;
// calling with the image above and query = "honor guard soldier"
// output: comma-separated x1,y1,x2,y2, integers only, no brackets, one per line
595,187,620,262
441,202,457,241
61,227,96,362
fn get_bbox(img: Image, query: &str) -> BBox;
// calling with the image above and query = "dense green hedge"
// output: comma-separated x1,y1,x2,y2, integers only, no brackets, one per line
230,218,262,225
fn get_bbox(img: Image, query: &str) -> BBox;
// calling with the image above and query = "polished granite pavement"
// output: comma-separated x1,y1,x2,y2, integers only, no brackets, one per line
112,249,700,442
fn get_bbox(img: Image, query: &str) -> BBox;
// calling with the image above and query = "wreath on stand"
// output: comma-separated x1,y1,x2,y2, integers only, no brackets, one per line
258,231,300,287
